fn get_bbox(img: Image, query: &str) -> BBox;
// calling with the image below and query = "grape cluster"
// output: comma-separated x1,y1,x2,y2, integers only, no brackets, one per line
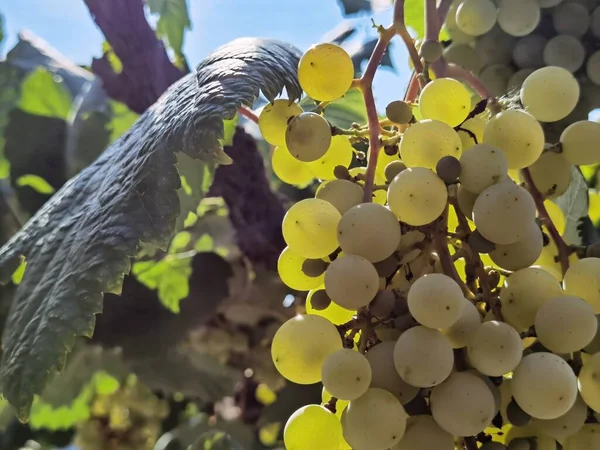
260,29,600,450
444,0,600,121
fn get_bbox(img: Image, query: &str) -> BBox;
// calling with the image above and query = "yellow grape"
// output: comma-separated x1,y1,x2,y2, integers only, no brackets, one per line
298,43,354,102
259,99,303,146
560,120,600,165
563,258,600,313
520,66,580,122
532,395,587,441
306,287,355,325
467,321,523,376
564,424,600,450
322,387,349,419
325,255,379,310
527,151,572,198
282,198,340,258
315,179,363,215
284,404,343,450
578,353,600,413
458,117,485,150
419,78,471,127
387,167,448,226
285,112,332,162
337,203,401,263
456,0,498,37
308,136,354,180
369,147,400,180
459,143,509,194
534,238,578,282
277,246,324,291
500,267,562,332
457,185,478,219
272,146,314,187
483,109,545,169
321,349,372,400
400,119,462,169
544,199,566,234
271,314,342,384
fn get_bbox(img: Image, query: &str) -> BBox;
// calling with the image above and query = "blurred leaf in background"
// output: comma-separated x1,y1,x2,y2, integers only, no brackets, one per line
147,0,192,69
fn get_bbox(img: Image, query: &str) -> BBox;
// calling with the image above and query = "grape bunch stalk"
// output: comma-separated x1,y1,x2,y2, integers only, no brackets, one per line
256,0,600,449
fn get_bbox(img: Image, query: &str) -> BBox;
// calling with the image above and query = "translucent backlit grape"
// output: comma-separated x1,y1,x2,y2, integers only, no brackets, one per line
272,146,314,187
298,43,354,102
308,136,354,180
400,119,462,169
306,287,355,325
419,78,471,127
259,99,303,146
563,258,600,312
284,404,343,450
277,246,324,291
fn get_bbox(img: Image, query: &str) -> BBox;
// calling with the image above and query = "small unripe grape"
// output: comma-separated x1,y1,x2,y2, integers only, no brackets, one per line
385,161,407,182
386,100,413,124
436,155,462,183
334,165,351,180
420,40,443,62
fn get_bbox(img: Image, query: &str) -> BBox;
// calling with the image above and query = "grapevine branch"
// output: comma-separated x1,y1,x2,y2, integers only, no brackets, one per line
238,106,259,123
520,168,571,275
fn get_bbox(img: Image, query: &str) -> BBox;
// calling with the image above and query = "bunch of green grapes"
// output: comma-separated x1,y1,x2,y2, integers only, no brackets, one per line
74,377,169,450
255,13,600,448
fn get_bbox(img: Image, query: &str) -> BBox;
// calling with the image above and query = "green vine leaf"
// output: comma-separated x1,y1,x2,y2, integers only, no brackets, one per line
147,0,192,68
15,174,56,195
17,67,72,120
0,38,302,419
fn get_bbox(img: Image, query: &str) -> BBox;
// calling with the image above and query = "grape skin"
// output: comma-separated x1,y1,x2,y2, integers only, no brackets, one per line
459,143,508,194
418,78,471,127
560,121,600,166
282,198,341,258
308,135,353,180
393,326,454,388
563,258,600,313
321,349,372,401
497,0,540,37
315,179,363,215
458,117,485,150
306,288,355,325
387,167,448,226
342,388,408,450
483,109,544,169
512,34,547,69
456,0,498,37
564,424,600,450
532,395,587,440
489,222,543,271
337,203,401,263
520,66,580,122
324,255,380,310
527,151,572,198
298,43,354,102
407,273,464,329
271,315,342,385
271,146,314,187
430,371,496,436
467,321,523,376
365,341,419,404
543,35,585,73
440,298,481,348
285,112,332,162
472,181,537,245
500,267,562,332
399,119,462,169
535,294,598,353
284,404,344,450
277,246,324,291
259,99,303,146
392,415,454,450
512,352,577,420
578,352,600,412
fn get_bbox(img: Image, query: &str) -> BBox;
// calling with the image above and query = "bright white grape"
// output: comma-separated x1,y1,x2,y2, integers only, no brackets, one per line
440,298,481,348
467,321,522,376
277,246,324,291
459,143,508,193
324,255,379,310
337,203,401,263
483,109,545,169
527,150,572,197
430,371,496,436
393,326,454,388
407,273,464,329
512,352,577,420
520,66,580,122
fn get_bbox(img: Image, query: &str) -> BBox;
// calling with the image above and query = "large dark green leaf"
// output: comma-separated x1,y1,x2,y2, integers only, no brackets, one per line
552,166,589,245
0,38,302,419
147,0,192,67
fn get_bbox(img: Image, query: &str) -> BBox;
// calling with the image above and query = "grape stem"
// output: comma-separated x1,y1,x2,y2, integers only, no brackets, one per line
404,71,420,102
393,1,424,74
238,105,259,123
446,63,492,99
520,168,571,276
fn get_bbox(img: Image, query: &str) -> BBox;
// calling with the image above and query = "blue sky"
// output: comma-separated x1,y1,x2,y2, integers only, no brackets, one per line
2,0,410,108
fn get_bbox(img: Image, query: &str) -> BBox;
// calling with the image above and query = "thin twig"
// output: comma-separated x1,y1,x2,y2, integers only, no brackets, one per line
404,71,421,102
238,105,259,123
436,0,453,25
520,168,571,276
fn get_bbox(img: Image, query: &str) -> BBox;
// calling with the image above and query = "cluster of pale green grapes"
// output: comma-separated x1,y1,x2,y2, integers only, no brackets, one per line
443,0,600,117
74,377,168,450
260,36,600,450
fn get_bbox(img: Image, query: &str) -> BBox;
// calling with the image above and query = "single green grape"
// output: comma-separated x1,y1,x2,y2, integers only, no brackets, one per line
298,43,354,101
